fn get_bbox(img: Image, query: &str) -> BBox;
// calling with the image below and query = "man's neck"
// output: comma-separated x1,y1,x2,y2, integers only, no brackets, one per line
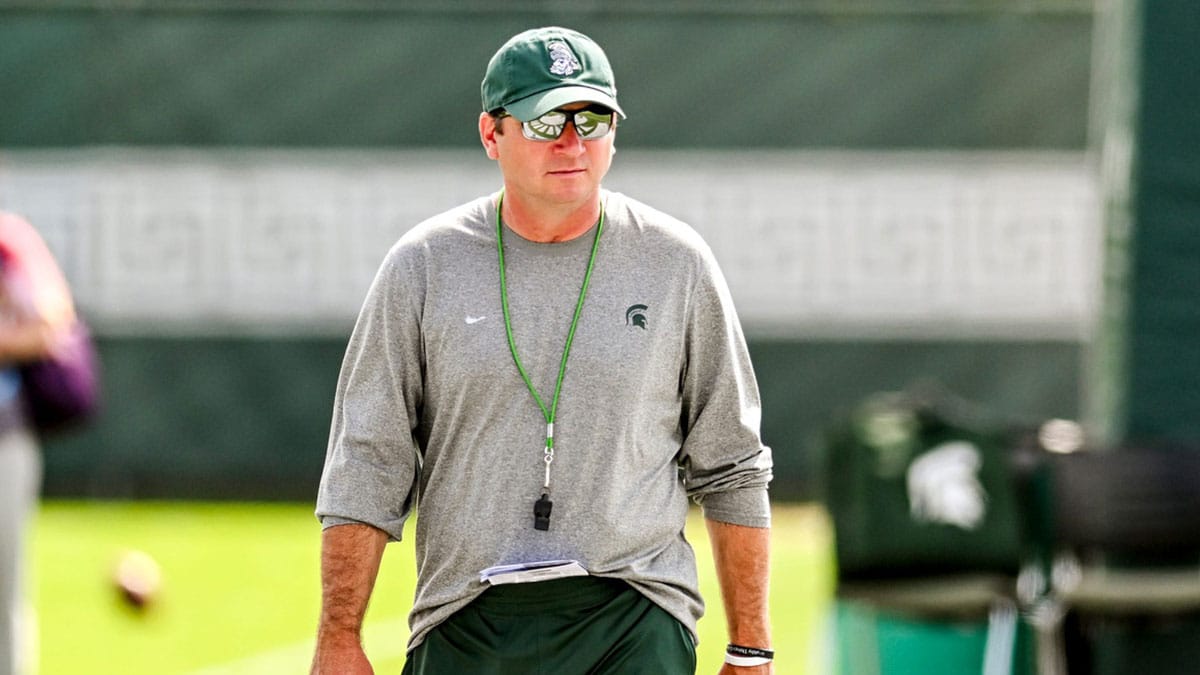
500,192,602,243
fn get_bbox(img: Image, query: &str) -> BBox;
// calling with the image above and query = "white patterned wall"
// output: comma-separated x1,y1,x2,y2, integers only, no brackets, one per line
614,151,1100,339
0,148,1099,338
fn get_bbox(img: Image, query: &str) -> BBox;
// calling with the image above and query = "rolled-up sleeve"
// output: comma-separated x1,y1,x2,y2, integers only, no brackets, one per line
678,245,773,528
315,242,426,542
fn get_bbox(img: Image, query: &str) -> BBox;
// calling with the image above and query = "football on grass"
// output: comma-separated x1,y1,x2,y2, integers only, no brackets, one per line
113,550,162,610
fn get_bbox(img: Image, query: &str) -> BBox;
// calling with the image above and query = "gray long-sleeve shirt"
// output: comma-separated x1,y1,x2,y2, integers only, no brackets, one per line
316,190,772,650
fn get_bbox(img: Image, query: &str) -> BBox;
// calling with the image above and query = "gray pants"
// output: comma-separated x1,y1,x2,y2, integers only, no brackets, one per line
0,429,40,675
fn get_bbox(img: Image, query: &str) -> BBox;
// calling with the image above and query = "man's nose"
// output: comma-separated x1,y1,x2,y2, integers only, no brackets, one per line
553,120,586,152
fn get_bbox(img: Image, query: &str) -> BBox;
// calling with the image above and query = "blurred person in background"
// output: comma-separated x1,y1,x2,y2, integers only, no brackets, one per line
0,212,77,675
313,27,773,675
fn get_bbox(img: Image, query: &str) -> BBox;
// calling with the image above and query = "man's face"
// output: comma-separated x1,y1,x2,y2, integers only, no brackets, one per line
480,101,616,209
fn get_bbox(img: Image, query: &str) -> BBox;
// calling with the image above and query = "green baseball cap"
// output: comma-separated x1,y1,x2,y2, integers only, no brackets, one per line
481,26,625,122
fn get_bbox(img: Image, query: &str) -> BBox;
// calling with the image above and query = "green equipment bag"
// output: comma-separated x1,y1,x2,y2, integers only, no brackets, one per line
822,389,1026,580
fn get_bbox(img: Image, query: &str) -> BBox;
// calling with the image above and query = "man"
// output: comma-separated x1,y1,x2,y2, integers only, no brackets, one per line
313,26,774,674
1,211,78,675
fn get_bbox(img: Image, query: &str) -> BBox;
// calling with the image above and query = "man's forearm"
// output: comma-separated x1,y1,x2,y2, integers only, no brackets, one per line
312,522,388,672
706,518,772,672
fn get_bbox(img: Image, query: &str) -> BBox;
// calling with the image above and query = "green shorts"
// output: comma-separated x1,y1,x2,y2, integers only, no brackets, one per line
402,576,696,675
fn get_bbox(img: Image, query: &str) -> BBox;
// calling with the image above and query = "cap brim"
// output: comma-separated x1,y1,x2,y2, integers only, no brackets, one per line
504,85,625,122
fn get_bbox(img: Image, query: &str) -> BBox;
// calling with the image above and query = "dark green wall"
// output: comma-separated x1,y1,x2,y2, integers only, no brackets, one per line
42,336,348,500
1120,3,1200,442
42,336,1081,502
0,5,1091,148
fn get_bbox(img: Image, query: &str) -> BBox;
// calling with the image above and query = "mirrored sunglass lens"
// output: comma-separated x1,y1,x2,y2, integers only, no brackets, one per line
573,110,613,139
523,111,568,140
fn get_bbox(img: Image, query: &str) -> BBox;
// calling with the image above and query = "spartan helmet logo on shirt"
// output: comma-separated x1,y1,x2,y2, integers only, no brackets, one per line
626,304,648,329
547,41,582,76
906,440,988,530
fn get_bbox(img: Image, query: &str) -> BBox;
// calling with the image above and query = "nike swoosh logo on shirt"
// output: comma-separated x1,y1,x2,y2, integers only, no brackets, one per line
465,316,487,324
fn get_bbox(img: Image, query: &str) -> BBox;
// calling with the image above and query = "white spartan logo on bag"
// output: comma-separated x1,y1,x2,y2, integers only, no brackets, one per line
906,440,988,530
548,41,581,76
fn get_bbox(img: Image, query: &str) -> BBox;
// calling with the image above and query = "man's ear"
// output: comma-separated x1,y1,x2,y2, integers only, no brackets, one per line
479,113,501,160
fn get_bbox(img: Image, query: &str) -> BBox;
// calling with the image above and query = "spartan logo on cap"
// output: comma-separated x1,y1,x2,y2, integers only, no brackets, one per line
547,41,582,77
625,304,648,329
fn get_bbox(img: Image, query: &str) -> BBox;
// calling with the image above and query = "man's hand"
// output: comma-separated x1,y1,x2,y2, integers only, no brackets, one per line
311,639,374,675
0,317,66,363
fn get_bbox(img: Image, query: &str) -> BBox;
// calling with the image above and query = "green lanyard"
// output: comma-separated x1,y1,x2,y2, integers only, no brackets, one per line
495,192,605,530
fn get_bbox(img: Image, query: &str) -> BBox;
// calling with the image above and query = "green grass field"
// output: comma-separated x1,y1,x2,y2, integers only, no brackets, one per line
30,501,833,674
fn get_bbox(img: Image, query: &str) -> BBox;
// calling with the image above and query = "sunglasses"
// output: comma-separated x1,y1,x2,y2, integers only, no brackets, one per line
496,105,616,141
